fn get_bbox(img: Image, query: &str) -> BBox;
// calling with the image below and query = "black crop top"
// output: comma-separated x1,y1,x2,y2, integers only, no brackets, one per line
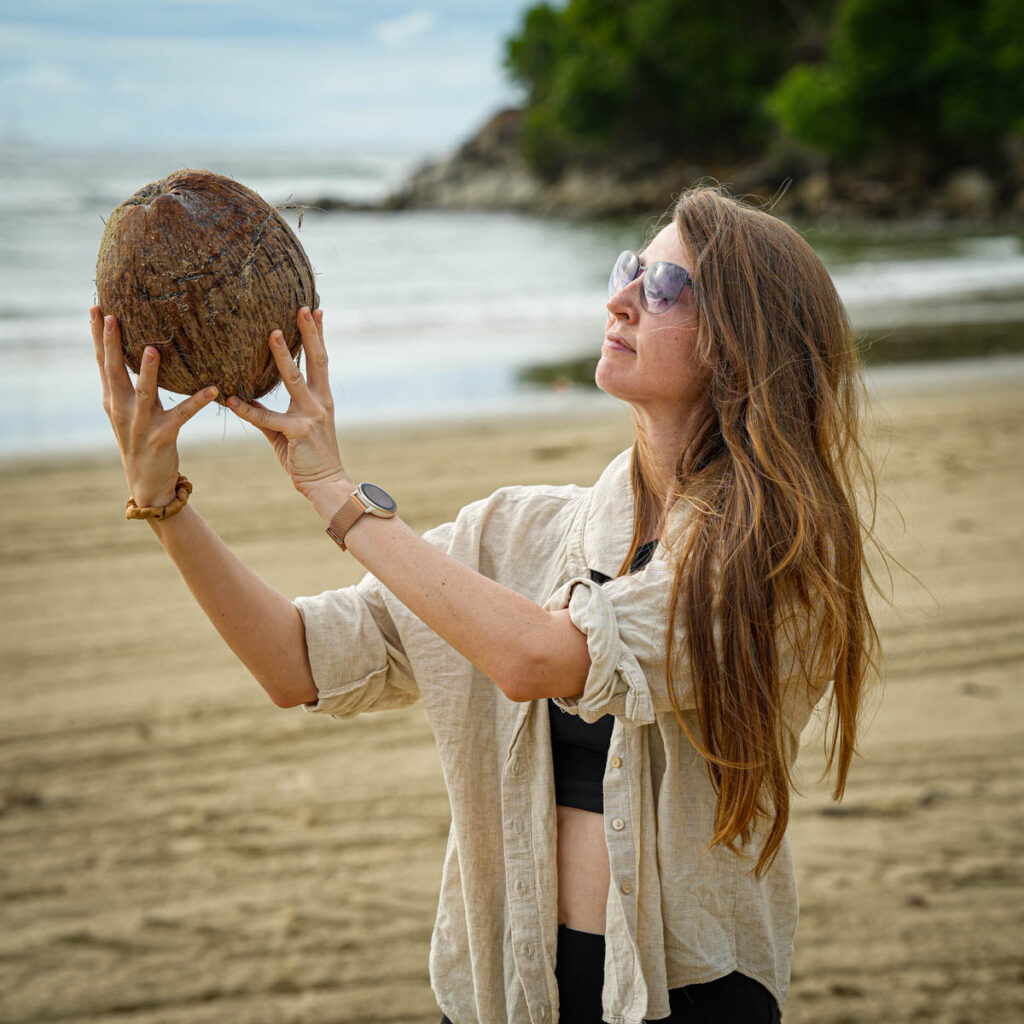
548,540,657,813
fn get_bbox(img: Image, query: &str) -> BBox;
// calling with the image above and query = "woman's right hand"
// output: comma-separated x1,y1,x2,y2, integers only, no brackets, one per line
91,307,220,508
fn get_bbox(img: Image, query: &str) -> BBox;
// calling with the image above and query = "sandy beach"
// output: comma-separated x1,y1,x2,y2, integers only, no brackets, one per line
1,366,1022,1024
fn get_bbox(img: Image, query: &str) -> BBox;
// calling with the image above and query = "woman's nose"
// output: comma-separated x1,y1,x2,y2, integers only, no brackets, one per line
606,280,639,320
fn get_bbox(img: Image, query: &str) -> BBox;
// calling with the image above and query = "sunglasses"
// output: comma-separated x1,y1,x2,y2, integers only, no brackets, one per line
607,249,693,314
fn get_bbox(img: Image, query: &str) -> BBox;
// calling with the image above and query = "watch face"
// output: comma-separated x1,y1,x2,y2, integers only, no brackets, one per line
359,482,397,513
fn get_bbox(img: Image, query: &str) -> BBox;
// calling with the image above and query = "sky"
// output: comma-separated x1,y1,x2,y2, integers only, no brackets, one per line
0,0,534,153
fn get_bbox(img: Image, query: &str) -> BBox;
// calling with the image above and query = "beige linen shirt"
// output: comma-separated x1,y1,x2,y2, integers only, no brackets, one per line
295,449,825,1024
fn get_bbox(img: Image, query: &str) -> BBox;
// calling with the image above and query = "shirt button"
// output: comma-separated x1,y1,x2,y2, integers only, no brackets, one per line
620,880,633,895
514,879,526,894
610,756,622,769
611,817,625,831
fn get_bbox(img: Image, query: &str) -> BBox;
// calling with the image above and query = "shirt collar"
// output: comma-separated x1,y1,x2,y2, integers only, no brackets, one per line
581,448,637,579
580,447,694,579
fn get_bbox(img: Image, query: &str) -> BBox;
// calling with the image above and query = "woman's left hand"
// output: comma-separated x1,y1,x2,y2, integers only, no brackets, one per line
227,307,352,512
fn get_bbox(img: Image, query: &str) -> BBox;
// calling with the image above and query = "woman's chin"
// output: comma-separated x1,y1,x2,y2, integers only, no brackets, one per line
594,360,627,402
594,358,612,391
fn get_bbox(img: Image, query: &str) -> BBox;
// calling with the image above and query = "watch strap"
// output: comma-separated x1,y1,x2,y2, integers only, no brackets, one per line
326,492,367,551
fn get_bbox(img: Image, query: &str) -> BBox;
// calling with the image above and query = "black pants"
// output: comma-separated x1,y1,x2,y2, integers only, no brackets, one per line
440,925,781,1023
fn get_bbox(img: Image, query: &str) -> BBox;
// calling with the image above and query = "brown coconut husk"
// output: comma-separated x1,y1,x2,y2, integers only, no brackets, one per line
95,169,319,402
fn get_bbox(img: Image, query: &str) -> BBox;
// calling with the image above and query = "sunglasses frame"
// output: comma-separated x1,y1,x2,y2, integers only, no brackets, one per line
608,250,694,315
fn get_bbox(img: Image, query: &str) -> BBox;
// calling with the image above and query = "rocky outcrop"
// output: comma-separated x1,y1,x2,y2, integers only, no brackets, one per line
315,108,1024,222
384,109,710,218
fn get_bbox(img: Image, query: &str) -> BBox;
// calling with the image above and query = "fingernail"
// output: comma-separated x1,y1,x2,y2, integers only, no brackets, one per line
143,346,156,362
227,396,239,408
206,387,218,399
300,307,311,321
104,315,115,329
90,308,99,322
271,331,283,344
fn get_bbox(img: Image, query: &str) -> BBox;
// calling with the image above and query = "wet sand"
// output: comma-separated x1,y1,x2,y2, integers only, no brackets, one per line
1,369,1022,1023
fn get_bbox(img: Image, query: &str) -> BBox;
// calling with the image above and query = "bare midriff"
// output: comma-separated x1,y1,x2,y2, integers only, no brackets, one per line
556,804,610,935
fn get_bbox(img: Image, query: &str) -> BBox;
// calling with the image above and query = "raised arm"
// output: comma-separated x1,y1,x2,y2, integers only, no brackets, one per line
91,307,317,707
225,310,592,705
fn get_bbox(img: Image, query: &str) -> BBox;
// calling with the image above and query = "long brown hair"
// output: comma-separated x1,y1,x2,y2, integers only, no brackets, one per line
621,185,882,876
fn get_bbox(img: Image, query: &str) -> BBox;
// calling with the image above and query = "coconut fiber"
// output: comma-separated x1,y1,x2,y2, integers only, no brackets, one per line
95,169,319,402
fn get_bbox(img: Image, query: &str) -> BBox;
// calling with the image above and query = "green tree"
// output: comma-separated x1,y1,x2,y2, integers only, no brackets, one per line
769,0,1024,166
505,0,835,178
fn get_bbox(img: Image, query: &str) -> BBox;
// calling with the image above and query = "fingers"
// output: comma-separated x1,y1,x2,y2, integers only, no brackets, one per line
233,398,284,447
269,326,318,411
228,313,331,444
168,384,219,430
226,393,291,434
297,307,330,400
90,306,104,359
101,314,134,408
133,345,160,428
90,307,111,414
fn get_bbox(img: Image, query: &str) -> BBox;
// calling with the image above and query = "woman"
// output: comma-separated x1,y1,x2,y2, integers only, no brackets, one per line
91,185,879,1023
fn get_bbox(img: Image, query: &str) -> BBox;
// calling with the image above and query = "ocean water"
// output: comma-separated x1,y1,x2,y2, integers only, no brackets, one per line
2,145,1023,457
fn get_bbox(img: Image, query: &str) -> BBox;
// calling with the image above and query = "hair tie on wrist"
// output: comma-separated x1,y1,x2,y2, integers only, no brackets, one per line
126,475,193,521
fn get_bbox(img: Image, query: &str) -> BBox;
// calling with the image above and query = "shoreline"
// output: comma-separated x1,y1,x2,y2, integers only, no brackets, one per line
5,351,1023,470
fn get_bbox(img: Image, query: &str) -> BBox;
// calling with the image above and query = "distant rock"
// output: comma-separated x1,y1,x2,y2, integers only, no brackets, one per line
387,108,740,218
387,108,541,211
296,108,1023,223
792,171,833,216
941,168,997,218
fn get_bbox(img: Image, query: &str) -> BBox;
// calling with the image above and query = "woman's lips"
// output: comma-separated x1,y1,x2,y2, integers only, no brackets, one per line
603,333,634,353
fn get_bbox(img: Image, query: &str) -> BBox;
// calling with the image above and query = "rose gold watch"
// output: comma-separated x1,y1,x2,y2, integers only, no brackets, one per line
326,482,398,550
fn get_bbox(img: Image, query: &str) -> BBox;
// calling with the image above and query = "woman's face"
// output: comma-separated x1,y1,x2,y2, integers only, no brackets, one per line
596,223,707,425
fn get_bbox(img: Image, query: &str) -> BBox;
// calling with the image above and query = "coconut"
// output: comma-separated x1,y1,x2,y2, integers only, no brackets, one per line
95,169,319,402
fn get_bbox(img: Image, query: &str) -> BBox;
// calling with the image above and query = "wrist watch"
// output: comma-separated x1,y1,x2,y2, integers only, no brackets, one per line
326,482,398,550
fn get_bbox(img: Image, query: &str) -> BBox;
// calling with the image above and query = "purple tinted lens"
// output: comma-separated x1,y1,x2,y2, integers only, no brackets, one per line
608,250,640,297
642,261,690,314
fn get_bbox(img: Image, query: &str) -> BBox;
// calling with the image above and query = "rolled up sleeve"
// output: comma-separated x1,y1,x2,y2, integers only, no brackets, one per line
546,564,831,748
543,562,692,725
295,571,418,720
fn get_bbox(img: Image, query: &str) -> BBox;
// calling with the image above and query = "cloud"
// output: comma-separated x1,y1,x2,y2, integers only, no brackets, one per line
373,10,436,47
0,3,528,149
9,63,79,93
